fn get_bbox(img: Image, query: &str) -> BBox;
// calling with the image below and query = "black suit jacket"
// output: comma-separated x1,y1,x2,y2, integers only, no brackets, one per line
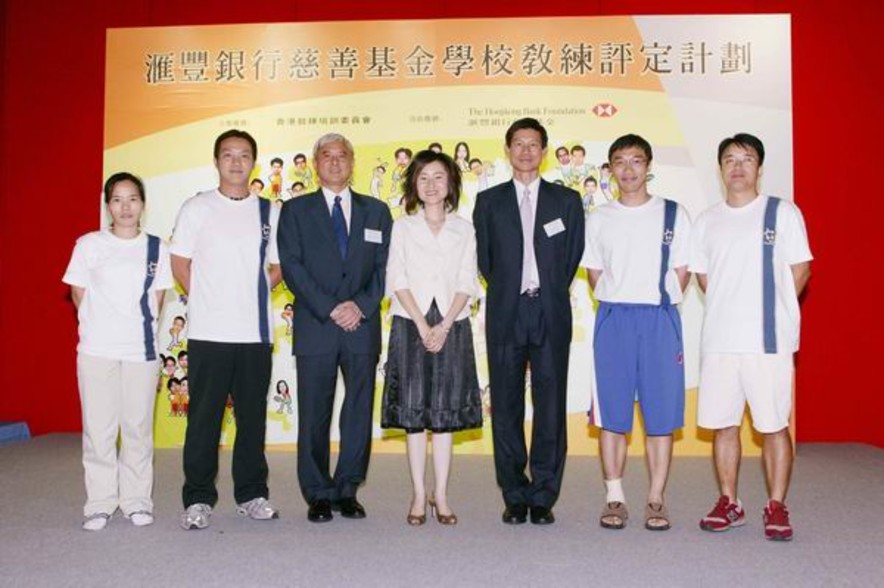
473,179,585,348
277,189,393,356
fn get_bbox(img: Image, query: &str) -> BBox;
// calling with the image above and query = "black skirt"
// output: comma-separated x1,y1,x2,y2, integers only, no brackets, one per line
381,302,483,433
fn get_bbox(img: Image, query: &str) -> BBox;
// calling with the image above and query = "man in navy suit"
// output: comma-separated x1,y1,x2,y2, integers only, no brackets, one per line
277,133,392,523
473,118,585,525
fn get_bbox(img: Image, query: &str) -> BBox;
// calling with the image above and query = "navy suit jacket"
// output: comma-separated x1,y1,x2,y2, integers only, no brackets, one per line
277,189,393,356
473,179,585,348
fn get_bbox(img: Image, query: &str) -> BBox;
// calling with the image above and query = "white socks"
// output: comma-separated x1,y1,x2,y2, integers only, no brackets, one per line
605,478,626,504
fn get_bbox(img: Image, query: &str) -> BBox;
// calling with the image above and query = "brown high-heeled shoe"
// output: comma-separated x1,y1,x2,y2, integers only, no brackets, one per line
429,498,458,526
406,500,426,526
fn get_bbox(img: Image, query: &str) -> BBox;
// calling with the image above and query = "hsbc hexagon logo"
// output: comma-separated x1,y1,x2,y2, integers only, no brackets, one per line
592,103,618,118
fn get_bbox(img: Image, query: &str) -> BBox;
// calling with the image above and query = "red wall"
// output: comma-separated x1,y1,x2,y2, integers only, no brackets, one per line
2,1,881,446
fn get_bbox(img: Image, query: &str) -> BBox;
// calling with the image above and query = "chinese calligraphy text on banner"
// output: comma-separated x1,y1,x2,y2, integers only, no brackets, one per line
104,15,792,454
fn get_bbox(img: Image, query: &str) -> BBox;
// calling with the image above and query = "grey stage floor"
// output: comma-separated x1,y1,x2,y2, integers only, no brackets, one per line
1,435,882,588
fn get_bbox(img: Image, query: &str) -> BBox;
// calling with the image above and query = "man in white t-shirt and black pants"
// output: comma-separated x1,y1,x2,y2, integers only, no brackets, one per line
583,134,691,532
692,133,812,541
171,130,283,530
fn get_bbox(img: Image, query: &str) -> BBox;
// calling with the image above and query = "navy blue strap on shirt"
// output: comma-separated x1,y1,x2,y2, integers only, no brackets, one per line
257,197,271,345
332,195,349,259
140,235,161,361
658,199,677,306
762,197,781,354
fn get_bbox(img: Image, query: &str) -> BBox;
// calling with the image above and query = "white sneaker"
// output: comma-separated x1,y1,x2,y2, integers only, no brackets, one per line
181,503,212,530
236,497,279,521
83,513,111,531
126,511,154,527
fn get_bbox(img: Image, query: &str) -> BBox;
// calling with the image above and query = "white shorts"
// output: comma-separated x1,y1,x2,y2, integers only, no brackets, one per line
697,352,793,434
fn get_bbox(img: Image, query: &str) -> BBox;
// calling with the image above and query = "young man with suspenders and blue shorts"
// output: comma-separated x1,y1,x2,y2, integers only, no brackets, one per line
583,134,692,531
692,133,812,541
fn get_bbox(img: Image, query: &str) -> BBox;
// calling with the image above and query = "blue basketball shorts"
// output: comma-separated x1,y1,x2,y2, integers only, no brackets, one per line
589,302,686,435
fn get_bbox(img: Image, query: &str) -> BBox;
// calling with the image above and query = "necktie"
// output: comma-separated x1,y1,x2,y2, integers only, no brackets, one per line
332,195,348,259
520,187,535,293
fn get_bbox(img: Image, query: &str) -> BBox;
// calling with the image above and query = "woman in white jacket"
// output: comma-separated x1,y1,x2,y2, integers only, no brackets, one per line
381,151,483,526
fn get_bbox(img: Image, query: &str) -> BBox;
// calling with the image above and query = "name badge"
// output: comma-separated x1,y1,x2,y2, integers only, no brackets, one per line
364,228,383,244
543,218,566,237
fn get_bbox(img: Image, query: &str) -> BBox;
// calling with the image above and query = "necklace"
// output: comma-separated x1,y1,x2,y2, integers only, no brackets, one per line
219,188,249,201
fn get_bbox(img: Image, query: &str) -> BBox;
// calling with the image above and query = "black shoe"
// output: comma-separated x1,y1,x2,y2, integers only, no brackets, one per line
502,503,528,525
332,497,366,519
530,506,555,525
307,499,333,523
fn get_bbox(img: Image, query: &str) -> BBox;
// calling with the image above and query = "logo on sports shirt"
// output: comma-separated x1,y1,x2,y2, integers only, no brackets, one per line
147,261,158,277
764,227,776,246
676,351,684,365
262,223,271,241
662,228,674,245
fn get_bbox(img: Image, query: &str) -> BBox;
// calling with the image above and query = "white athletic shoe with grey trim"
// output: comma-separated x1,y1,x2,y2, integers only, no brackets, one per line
82,513,111,531
236,497,279,520
126,510,154,527
181,503,212,530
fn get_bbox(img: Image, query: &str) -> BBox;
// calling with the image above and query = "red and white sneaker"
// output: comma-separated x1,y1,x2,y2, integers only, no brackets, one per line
763,500,794,541
699,495,746,532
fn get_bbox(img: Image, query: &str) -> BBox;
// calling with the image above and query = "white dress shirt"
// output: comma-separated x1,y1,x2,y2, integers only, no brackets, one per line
513,178,540,291
321,186,352,230
386,209,479,321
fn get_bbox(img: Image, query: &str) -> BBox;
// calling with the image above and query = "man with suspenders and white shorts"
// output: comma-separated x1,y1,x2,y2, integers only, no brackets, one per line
692,133,812,541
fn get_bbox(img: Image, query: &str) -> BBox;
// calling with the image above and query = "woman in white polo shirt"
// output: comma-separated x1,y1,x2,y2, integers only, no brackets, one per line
63,172,173,531
382,150,483,526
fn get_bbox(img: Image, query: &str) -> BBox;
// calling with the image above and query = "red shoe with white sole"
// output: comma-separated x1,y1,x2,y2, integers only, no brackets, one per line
699,495,746,532
763,500,794,541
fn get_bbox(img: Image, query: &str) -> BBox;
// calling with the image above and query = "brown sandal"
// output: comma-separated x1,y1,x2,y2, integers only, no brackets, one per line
406,498,426,526
600,501,628,529
406,510,426,526
429,498,458,526
644,502,671,531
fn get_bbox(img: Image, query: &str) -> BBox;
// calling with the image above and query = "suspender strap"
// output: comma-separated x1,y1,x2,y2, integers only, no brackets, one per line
257,197,271,345
140,235,161,361
762,197,781,354
658,199,677,306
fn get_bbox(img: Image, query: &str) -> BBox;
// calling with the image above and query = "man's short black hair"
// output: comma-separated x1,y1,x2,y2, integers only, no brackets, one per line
213,129,257,160
505,118,548,149
607,134,653,164
717,133,765,166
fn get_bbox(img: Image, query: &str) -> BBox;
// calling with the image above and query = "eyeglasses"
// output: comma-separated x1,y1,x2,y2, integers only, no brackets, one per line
721,155,758,167
611,157,648,169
